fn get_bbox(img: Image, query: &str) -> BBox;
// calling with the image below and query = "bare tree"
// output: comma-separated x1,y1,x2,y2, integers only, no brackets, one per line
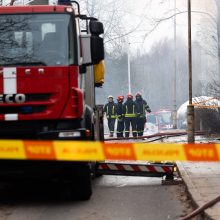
77,0,128,56
76,0,158,57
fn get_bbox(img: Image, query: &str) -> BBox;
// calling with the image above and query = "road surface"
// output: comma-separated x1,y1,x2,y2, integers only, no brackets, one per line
0,175,192,220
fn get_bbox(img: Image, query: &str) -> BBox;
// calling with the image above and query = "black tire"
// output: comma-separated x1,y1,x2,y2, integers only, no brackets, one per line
74,165,92,200
65,165,92,201
99,121,104,141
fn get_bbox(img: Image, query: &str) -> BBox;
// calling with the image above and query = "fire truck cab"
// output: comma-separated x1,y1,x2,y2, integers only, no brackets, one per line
0,1,104,200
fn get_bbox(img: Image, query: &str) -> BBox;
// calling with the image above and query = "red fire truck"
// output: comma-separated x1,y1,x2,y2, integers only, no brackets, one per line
0,1,104,200
146,109,173,133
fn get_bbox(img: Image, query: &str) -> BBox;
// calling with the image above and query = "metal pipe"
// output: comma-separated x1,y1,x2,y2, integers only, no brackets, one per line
173,0,177,129
188,0,192,105
128,43,131,94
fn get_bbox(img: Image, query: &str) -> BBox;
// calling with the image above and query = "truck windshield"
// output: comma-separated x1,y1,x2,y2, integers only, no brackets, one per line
147,115,157,124
0,13,76,66
157,112,172,125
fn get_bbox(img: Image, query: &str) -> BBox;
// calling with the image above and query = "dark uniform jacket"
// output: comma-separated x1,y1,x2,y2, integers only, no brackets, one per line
116,102,124,118
123,99,137,118
135,98,151,117
104,102,117,119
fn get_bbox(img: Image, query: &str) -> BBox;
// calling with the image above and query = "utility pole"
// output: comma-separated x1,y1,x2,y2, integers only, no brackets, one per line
173,0,177,129
127,42,131,94
187,0,195,143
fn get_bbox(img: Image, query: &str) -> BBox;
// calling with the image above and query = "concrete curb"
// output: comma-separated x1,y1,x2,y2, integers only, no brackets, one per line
176,162,213,220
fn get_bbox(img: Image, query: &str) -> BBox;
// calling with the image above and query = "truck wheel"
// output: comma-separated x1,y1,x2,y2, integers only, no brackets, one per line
65,165,92,201
99,122,104,141
74,166,92,200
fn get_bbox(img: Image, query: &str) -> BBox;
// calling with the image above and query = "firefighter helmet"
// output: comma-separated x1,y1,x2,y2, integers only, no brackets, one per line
135,92,142,97
108,95,113,99
127,93,133,99
117,95,124,102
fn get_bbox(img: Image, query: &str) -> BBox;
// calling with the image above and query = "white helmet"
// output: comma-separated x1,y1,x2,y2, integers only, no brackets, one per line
108,95,113,99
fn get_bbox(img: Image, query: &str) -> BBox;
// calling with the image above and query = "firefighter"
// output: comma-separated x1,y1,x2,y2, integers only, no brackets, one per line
103,95,117,137
135,92,151,137
123,93,137,138
116,95,124,138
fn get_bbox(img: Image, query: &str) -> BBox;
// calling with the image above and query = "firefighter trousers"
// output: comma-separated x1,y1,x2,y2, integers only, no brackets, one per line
124,117,137,137
107,118,116,135
136,117,146,136
117,119,124,137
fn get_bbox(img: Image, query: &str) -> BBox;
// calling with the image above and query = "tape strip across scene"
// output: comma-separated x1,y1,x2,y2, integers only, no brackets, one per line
0,140,219,162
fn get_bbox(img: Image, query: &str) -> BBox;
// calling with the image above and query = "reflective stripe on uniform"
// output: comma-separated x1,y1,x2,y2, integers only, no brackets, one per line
142,104,146,115
125,105,136,117
125,114,136,117
107,105,116,118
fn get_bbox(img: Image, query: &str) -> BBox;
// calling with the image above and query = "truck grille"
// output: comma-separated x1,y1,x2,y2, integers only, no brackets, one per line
25,94,51,102
0,93,51,115
0,106,46,114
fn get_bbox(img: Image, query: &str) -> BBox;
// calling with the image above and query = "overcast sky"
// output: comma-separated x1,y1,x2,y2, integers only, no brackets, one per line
122,0,217,54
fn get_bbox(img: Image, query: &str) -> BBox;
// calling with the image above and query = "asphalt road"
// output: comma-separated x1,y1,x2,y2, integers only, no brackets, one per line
0,175,189,220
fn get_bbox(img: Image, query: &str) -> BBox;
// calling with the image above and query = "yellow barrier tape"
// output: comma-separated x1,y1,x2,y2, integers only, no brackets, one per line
0,140,25,159
54,141,104,161
0,140,218,162
134,143,187,161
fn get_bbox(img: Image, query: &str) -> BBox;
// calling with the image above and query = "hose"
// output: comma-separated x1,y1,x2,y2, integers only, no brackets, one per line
181,195,220,220
104,131,204,142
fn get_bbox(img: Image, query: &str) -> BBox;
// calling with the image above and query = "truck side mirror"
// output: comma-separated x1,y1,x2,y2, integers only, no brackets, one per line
90,21,104,64
91,36,104,64
80,20,104,65
89,21,104,35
